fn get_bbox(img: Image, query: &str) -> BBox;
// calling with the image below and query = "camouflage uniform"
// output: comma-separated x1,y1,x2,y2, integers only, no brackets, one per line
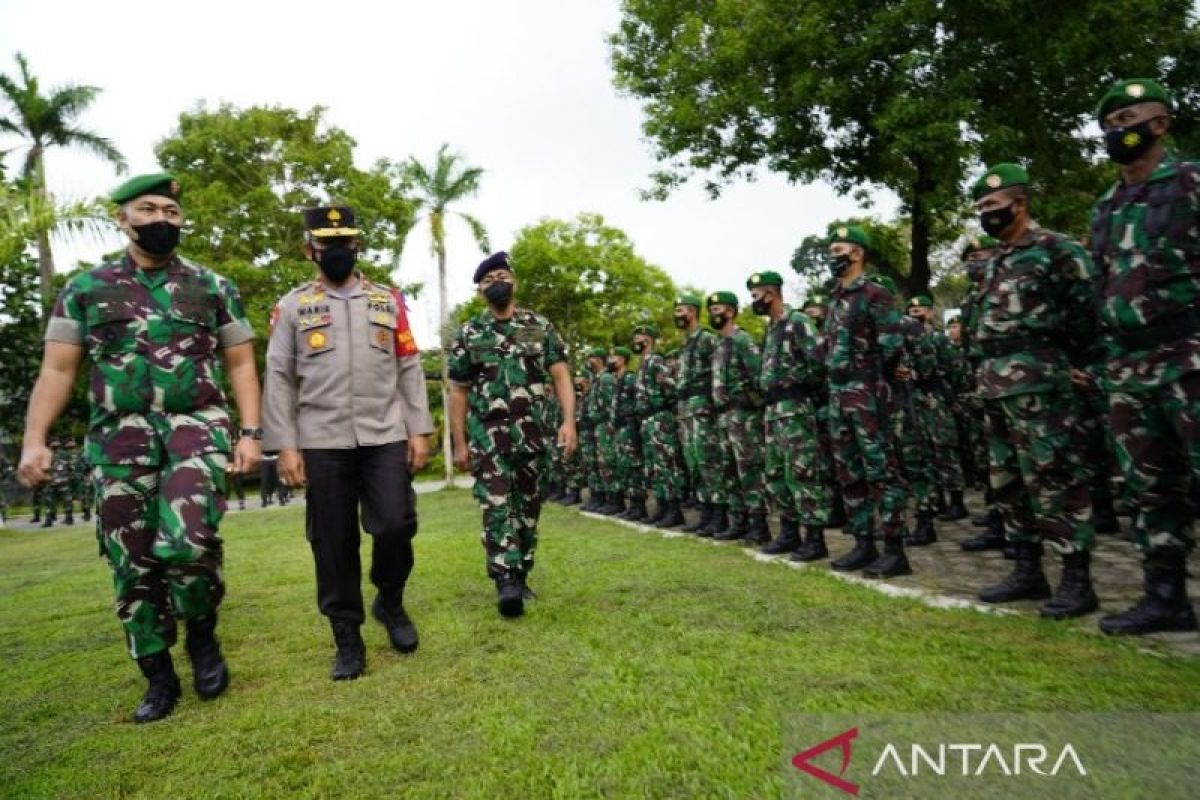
635,351,685,506
712,327,767,519
43,254,253,658
541,392,564,498
72,449,94,521
891,316,934,522
562,382,587,496
44,448,75,524
447,308,566,579
0,450,11,526
578,367,605,501
611,368,645,505
911,320,965,497
589,369,619,500
677,326,723,507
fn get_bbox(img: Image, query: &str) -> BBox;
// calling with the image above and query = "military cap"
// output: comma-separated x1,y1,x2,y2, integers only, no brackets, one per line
802,292,830,308
663,348,680,359
972,163,1028,200
947,315,963,326
633,323,661,339
472,251,513,284
828,224,872,250
869,273,898,296
706,290,739,309
908,293,934,308
674,291,703,309
746,270,784,289
586,346,608,359
961,235,1001,258
110,172,181,204
573,372,591,383
1096,78,1172,122
304,206,361,238
613,346,634,360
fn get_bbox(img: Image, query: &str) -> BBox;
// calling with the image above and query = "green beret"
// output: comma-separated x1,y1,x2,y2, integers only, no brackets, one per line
663,348,680,359
613,346,634,361
674,292,702,309
869,274,898,296
586,346,608,359
908,293,934,308
633,323,660,339
109,172,181,205
947,316,963,326
972,163,1029,200
1096,78,1172,122
961,235,1001,258
828,224,871,250
574,372,590,382
706,290,739,309
802,292,829,308
746,270,784,289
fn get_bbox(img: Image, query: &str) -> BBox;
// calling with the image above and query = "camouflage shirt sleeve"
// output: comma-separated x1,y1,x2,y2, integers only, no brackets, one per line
43,276,86,345
1053,238,1104,368
447,323,472,386
543,318,566,369
212,272,255,349
869,290,906,368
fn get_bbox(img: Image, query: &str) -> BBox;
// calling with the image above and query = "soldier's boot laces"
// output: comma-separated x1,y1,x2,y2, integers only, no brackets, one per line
1039,551,1099,620
1099,564,1198,636
937,490,969,522
790,526,829,562
185,613,230,699
713,511,747,542
979,541,1052,603
372,594,419,653
682,503,711,533
741,511,771,546
961,509,1006,552
831,536,879,572
904,512,938,547
496,572,525,618
760,517,802,555
1092,497,1121,535
330,621,366,681
655,501,686,529
699,507,727,538
863,538,912,579
133,651,182,724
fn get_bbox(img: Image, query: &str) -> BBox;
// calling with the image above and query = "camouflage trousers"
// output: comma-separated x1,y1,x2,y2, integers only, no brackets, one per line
764,401,827,526
1077,388,1117,508
680,411,725,505
74,479,94,516
471,447,542,579
613,421,645,498
1109,372,1200,560
640,411,686,503
816,401,841,518
94,453,228,659
829,385,907,540
984,391,1094,553
581,424,603,493
891,386,934,516
43,483,74,520
916,387,964,493
955,395,988,486
596,422,619,494
716,408,766,515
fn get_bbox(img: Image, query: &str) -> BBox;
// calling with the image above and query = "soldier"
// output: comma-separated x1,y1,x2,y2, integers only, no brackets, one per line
259,451,279,507
674,293,726,535
708,290,769,544
559,373,589,506
0,447,12,527
972,162,1102,618
263,205,433,680
70,440,93,522
803,290,849,531
448,251,577,618
579,348,612,512
229,470,247,511
1090,79,1199,634
43,438,74,526
542,390,566,501
748,271,828,558
18,172,261,723
821,226,912,577
608,346,648,521
632,324,686,528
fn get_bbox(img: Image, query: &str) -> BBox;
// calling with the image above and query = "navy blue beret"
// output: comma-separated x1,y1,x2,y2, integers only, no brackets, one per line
473,251,514,283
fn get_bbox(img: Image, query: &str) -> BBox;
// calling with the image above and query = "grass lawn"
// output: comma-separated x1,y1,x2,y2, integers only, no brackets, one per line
2,488,1199,798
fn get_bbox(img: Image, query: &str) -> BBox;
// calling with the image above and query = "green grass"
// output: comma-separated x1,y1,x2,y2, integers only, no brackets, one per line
2,489,1199,798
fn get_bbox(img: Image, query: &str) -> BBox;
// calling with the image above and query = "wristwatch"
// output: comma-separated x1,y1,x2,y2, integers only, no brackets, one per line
240,427,264,441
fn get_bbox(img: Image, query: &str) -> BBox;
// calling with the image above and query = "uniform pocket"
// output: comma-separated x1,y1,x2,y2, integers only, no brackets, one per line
298,321,335,356
85,302,138,354
368,314,397,353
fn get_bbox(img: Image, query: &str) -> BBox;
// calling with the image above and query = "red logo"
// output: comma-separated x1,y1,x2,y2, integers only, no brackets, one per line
792,727,859,796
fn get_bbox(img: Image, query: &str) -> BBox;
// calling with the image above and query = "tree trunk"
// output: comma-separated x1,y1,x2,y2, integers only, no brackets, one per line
907,156,935,296
438,246,455,488
31,148,55,314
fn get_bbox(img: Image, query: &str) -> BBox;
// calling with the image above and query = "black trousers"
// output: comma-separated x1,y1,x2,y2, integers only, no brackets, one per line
303,441,418,624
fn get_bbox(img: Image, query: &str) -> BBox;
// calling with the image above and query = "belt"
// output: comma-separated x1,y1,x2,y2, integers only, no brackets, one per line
978,334,1059,358
1112,308,1200,352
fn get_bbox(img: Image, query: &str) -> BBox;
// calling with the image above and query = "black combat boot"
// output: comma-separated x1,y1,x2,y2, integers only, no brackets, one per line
979,540,1051,603
581,491,603,512
760,517,802,555
713,511,748,542
971,512,991,527
934,488,947,515
740,511,771,546
699,506,728,538
133,650,182,724
330,620,366,681
1099,562,1198,636
1092,496,1120,535
623,495,649,522
645,499,668,526
961,509,1006,551
831,536,878,572
372,593,419,653
601,494,626,516
185,613,230,699
1039,551,1099,619
519,572,537,601
790,526,829,562
826,493,848,529
41,515,53,528
496,572,525,618
562,488,582,506
655,501,686,529
863,537,912,578
938,490,969,522
30,507,40,523
64,510,75,525
905,512,938,547
681,492,698,511
682,502,712,533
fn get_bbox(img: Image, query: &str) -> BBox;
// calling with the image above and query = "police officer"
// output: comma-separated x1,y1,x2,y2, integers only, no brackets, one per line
19,172,261,723
447,252,577,618
263,206,433,681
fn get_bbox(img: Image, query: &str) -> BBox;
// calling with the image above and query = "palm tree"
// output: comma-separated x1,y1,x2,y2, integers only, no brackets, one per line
0,179,110,268
404,144,489,486
0,52,127,309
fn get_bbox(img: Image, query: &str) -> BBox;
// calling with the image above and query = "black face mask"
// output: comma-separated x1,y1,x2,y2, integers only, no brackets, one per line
632,341,646,354
1104,119,1159,165
315,245,357,283
709,312,729,330
606,362,619,373
751,297,771,316
830,255,852,278
980,204,1015,238
673,314,689,330
483,281,514,308
965,259,987,283
131,221,181,256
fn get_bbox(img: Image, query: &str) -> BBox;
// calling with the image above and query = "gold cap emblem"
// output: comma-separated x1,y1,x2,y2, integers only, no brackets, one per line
986,174,1002,189
328,208,342,222
836,226,848,238
1126,83,1145,98
710,293,719,303
751,273,761,283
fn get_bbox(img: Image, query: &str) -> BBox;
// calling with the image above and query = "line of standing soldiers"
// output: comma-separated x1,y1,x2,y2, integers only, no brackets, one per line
23,438,93,528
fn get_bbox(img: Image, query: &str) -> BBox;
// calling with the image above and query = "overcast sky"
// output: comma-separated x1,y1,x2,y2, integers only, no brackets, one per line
0,0,897,343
